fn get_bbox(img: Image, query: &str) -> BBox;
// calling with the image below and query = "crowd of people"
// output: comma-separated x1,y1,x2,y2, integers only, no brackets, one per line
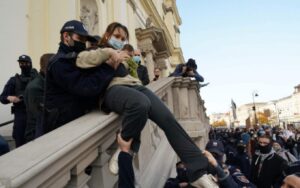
163,126,300,188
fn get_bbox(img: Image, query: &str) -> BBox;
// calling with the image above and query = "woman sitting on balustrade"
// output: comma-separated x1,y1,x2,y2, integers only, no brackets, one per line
75,22,216,188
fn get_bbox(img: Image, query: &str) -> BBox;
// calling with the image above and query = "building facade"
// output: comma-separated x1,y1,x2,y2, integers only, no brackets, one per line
0,0,184,122
224,84,300,128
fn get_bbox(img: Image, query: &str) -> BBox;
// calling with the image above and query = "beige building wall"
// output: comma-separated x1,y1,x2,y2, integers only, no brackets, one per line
0,0,28,122
0,0,184,122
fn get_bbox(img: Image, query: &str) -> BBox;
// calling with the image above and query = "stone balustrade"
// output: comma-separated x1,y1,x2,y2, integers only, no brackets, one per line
0,77,210,188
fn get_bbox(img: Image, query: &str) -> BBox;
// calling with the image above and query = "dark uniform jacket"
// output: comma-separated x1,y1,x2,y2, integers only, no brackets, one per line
24,73,45,141
44,42,115,132
0,70,37,112
137,64,149,85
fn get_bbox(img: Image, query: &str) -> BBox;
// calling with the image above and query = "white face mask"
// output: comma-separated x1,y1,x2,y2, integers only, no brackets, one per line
108,36,125,50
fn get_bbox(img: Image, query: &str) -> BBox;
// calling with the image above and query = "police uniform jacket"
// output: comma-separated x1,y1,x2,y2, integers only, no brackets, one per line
44,42,115,132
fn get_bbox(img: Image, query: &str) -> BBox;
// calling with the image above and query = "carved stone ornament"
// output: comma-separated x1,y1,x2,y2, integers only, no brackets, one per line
80,0,99,35
146,17,153,28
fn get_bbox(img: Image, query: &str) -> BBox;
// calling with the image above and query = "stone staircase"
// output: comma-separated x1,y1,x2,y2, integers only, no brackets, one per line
0,77,210,188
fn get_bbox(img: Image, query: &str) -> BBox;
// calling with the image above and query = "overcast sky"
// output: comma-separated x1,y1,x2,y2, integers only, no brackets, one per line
177,0,300,114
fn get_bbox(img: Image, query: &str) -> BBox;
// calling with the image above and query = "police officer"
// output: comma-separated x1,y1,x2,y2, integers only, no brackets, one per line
43,20,119,133
0,55,37,147
234,140,251,179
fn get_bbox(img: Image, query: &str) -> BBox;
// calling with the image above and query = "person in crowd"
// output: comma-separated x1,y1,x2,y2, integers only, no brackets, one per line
248,131,258,158
0,135,10,156
164,161,191,188
169,58,204,82
273,141,298,163
24,53,54,142
250,135,288,188
228,166,257,188
88,35,101,48
76,22,217,188
205,139,225,166
121,44,140,79
241,129,251,146
134,49,150,85
153,67,161,81
285,136,297,157
234,140,251,179
281,174,300,188
203,150,256,188
295,133,300,159
224,137,237,165
0,55,38,147
43,20,129,133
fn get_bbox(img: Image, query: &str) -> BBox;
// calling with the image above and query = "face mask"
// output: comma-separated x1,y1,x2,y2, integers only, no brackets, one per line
133,56,141,64
259,144,272,154
108,36,125,50
20,64,32,76
72,40,86,53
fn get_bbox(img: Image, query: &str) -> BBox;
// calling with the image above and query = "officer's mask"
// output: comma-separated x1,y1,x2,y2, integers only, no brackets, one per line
19,61,32,76
65,32,87,53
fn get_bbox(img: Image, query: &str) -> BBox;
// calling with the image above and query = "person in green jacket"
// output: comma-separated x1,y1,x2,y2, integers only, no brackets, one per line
24,53,54,142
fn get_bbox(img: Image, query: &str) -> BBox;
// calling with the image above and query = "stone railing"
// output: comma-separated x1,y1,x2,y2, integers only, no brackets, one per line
0,77,210,188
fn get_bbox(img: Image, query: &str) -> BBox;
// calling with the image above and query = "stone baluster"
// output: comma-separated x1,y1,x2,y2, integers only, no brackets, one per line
66,149,98,188
88,135,118,188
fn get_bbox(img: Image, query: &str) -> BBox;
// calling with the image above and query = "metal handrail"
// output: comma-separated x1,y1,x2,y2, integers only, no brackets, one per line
0,120,13,127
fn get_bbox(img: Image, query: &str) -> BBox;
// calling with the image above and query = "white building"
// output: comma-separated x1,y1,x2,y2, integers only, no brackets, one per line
230,84,300,128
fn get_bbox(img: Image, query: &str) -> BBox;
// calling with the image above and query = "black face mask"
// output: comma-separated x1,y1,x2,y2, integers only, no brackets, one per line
259,144,272,154
176,168,188,182
71,40,86,53
20,65,32,76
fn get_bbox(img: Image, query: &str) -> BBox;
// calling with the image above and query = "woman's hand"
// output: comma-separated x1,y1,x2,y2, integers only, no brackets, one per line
117,133,133,153
202,150,218,167
103,48,130,69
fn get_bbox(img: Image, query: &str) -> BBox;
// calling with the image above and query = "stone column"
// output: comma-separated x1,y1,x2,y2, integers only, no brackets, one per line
138,38,157,80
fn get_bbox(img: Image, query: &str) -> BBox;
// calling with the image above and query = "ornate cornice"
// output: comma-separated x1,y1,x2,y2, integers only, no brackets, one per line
139,0,184,63
136,27,172,59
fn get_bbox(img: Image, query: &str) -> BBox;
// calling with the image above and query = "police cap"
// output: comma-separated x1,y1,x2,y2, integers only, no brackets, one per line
17,55,32,63
60,20,91,38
